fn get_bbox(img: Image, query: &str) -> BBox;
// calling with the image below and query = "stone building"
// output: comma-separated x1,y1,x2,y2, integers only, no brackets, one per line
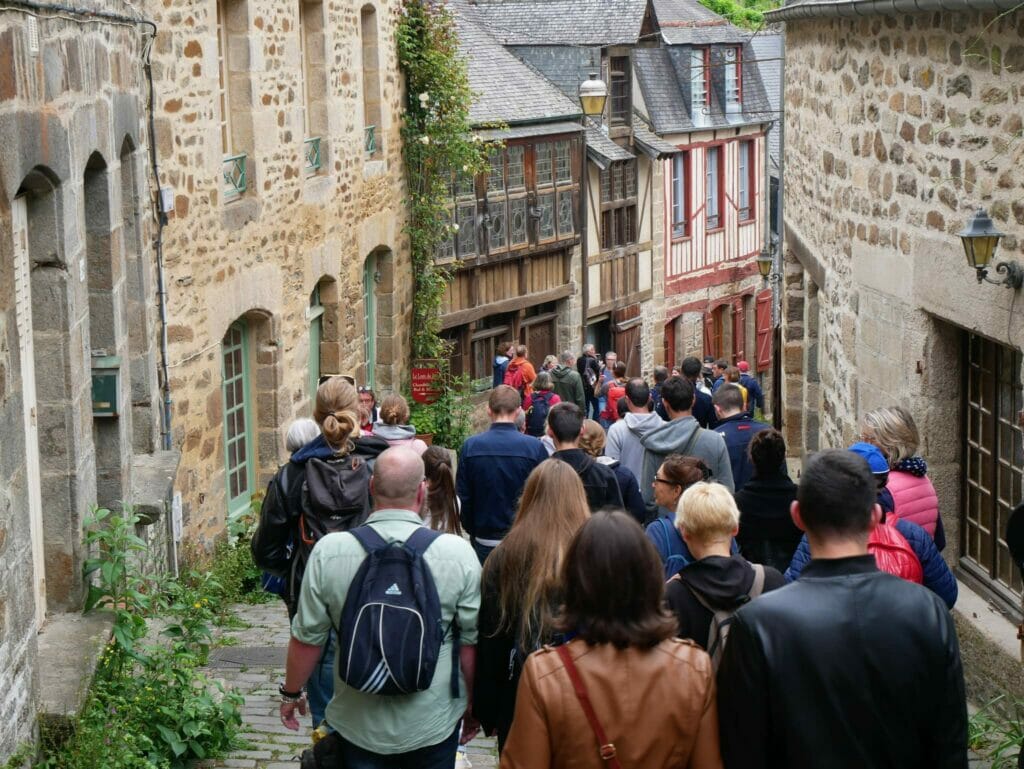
634,0,776,398
768,0,1024,700
144,0,411,541
0,1,173,759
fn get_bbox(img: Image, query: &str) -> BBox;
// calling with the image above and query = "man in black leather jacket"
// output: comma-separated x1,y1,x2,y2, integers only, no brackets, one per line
717,449,967,769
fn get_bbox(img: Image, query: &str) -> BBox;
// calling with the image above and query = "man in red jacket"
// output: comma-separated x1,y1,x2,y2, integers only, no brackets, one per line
503,345,537,397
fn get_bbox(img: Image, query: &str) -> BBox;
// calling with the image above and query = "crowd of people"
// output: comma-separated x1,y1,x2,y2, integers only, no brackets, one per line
251,345,968,769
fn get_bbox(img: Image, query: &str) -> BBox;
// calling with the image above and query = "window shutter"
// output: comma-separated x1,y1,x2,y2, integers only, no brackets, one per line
732,298,745,363
703,311,715,360
756,290,772,370
664,320,676,370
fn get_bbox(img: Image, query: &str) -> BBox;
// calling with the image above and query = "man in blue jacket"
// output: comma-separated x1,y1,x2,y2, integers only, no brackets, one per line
713,383,770,491
737,360,765,416
457,385,548,563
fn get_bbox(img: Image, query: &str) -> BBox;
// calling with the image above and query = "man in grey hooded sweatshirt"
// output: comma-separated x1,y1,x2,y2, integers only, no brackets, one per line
639,376,734,503
606,378,664,482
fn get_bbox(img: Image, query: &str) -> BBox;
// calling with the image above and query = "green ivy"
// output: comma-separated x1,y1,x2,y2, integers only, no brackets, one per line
697,0,780,29
396,0,493,361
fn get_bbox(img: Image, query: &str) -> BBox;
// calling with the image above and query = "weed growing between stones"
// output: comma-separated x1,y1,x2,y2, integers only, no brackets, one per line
969,697,1024,769
34,507,249,768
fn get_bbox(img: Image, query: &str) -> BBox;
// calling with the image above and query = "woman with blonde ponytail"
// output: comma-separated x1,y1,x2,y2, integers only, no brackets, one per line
251,376,390,728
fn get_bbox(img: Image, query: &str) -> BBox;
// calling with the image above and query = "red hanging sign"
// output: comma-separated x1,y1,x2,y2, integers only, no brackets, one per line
411,366,441,404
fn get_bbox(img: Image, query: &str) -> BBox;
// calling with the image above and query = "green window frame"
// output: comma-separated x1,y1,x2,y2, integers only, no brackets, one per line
222,320,254,519
363,256,377,390
309,286,324,398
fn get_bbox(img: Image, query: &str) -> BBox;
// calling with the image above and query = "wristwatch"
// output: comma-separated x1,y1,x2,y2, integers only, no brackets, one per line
278,683,305,703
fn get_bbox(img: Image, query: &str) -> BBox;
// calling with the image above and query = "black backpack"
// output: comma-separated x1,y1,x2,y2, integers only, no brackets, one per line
525,392,554,437
336,526,459,697
287,455,372,612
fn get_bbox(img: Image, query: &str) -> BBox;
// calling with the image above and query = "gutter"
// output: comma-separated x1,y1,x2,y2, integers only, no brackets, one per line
765,0,1022,22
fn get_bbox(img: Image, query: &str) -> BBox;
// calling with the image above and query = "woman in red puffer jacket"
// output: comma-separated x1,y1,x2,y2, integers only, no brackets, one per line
861,406,946,550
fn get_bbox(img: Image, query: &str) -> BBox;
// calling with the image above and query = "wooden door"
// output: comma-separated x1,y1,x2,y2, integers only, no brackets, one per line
14,196,47,624
523,318,556,372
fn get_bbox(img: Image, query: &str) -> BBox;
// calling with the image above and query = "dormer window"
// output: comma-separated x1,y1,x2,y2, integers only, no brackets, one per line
691,48,709,125
725,46,742,112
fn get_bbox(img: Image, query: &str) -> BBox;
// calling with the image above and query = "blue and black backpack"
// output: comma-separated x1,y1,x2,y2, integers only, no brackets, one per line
336,526,459,697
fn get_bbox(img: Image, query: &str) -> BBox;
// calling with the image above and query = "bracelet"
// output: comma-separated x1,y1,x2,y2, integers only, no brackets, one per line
278,684,305,702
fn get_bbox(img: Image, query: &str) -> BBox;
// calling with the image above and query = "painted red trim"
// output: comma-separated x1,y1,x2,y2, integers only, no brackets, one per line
663,253,761,296
671,133,764,151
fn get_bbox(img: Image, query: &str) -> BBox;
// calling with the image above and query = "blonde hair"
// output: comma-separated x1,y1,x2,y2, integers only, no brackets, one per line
379,393,410,426
313,377,360,452
578,419,606,458
676,481,740,544
861,406,919,466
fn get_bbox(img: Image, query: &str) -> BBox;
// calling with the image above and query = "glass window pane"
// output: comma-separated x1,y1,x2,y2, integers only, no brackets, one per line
510,198,528,245
555,141,571,183
487,151,504,195
625,161,637,198
457,204,477,256
536,143,553,187
557,191,574,237
537,193,555,239
507,146,525,190
489,200,507,251
600,169,611,202
456,172,475,199
612,164,623,201
232,349,242,378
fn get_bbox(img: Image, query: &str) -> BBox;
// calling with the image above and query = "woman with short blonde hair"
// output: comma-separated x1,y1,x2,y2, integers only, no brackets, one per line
665,482,785,653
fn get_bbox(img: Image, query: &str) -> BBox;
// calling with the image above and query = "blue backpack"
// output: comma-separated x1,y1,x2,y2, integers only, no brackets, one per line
336,526,459,697
646,515,741,580
525,391,555,437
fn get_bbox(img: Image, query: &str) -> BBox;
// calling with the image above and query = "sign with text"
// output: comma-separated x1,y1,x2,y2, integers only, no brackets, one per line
411,366,441,404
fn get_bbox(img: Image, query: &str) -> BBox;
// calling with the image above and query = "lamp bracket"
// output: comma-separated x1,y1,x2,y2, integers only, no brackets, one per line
978,260,1024,290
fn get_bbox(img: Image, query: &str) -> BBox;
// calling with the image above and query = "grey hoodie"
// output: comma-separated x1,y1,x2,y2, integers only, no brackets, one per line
606,412,666,484
371,423,428,455
639,415,734,503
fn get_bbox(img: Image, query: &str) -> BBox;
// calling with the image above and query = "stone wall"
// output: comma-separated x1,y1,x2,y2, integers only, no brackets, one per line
144,0,412,543
781,9,1024,612
0,1,166,760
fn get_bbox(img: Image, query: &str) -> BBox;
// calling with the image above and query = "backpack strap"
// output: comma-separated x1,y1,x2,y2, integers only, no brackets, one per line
556,645,623,769
679,426,704,459
402,526,442,557
747,564,766,600
348,525,390,554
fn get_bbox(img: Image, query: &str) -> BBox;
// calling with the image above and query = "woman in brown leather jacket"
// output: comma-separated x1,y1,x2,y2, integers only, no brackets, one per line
500,511,723,769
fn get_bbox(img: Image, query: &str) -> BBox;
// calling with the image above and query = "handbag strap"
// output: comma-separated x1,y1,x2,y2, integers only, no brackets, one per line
555,645,623,769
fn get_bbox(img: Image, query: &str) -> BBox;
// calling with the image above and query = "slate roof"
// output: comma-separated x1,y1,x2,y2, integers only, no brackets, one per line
766,0,1020,21
749,33,783,173
634,42,774,135
653,0,749,45
585,122,636,170
467,0,648,45
453,3,582,127
632,117,681,158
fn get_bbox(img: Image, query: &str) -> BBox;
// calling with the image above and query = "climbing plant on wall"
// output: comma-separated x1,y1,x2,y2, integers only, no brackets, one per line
397,0,488,361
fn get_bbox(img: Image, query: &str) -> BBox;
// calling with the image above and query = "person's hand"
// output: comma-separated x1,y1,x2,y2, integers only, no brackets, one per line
460,713,481,745
279,693,308,731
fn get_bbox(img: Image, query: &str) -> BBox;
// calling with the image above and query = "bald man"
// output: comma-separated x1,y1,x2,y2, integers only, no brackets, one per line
280,447,482,765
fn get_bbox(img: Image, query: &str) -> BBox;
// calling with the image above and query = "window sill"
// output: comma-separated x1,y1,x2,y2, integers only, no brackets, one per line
671,234,691,244
363,159,387,180
705,226,725,235
738,217,756,226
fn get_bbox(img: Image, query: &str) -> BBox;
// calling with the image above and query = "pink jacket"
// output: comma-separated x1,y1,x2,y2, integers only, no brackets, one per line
887,470,939,538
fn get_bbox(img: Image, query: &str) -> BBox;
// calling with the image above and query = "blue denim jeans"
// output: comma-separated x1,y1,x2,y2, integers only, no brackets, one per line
306,631,335,727
338,725,460,769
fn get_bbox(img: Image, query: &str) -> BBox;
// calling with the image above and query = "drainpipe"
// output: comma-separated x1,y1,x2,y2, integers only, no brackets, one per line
765,0,1020,22
579,132,589,348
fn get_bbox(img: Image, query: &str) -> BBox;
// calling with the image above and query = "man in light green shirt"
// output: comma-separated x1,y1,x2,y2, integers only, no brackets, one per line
279,447,482,765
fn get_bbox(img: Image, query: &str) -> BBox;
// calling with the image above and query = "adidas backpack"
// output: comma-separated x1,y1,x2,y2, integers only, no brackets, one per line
525,392,554,437
869,518,924,584
336,526,459,697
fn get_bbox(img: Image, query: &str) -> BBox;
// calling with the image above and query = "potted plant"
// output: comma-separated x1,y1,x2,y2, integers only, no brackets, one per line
409,402,438,446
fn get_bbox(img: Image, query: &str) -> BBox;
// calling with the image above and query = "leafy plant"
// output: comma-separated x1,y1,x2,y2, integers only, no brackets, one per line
697,0,780,29
969,696,1024,768
409,401,439,436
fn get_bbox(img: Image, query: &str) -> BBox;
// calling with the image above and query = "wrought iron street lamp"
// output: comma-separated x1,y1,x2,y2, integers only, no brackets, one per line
579,73,608,119
757,243,781,285
959,208,1022,289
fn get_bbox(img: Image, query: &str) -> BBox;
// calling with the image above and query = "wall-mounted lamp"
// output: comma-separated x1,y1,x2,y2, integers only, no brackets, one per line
757,244,781,285
959,208,1023,289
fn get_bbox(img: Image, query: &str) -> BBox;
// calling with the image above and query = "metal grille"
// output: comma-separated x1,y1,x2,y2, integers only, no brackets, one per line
963,332,1024,604
222,153,247,197
304,137,322,173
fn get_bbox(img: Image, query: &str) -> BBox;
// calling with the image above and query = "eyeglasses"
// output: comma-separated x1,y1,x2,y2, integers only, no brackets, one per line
653,477,680,486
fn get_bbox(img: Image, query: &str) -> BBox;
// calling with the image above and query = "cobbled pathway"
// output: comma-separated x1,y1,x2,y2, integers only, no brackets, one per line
199,602,498,768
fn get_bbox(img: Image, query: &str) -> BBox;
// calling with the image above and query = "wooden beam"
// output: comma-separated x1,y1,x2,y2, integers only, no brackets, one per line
441,284,573,330
587,289,654,319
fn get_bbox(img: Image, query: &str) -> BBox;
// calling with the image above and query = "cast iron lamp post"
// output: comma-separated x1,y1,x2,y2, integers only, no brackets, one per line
959,208,1022,289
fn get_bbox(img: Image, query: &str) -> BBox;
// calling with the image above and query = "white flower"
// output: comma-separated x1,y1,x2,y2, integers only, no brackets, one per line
452,223,460,233
462,164,469,172
419,135,430,145
418,92,430,105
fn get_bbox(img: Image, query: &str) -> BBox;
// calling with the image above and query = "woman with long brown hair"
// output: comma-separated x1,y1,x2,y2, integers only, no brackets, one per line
422,446,462,535
500,511,722,768
474,460,591,751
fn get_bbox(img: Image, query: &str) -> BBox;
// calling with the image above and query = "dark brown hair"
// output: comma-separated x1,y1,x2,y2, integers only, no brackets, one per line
558,511,676,649
749,429,786,477
659,454,712,487
379,393,411,426
489,385,521,416
422,446,461,536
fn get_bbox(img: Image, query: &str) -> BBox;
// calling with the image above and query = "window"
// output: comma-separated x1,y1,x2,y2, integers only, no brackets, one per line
216,0,253,197
671,151,690,238
600,160,637,251
705,146,723,230
691,48,709,124
216,0,232,156
363,255,378,389
738,140,755,222
609,56,631,125
360,5,382,156
222,321,253,517
308,286,323,397
962,333,1024,607
299,0,327,174
725,46,742,110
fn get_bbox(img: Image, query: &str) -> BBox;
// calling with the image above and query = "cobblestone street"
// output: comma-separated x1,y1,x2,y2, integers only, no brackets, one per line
199,603,498,768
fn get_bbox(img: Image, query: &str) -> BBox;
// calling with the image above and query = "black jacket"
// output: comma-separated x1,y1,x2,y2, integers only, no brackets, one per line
717,556,968,769
665,555,784,650
598,457,647,524
550,449,623,512
734,472,802,572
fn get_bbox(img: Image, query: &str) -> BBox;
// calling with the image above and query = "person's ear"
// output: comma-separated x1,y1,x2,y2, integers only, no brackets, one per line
869,503,882,530
414,480,427,514
370,476,376,498
790,500,807,532
714,404,724,417
730,525,739,538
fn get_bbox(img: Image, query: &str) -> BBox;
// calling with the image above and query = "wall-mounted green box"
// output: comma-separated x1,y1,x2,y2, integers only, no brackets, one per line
91,356,121,418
